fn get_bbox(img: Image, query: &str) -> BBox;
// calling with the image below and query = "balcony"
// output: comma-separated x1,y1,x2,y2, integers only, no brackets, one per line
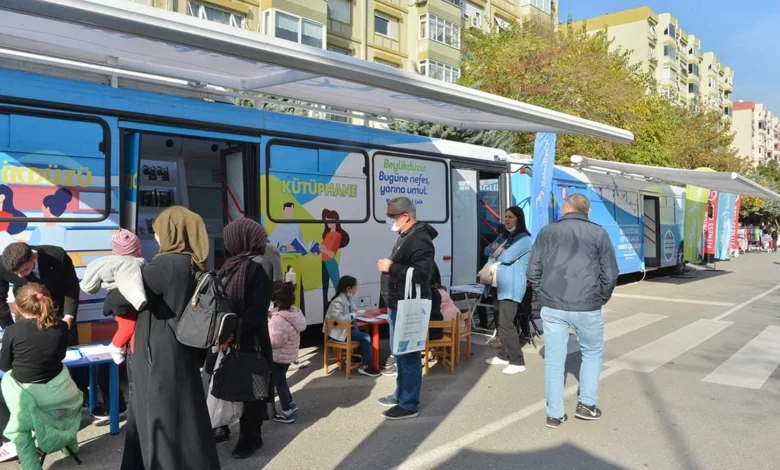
723,98,733,108
328,19,352,40
723,81,733,92
373,33,402,54
687,73,700,83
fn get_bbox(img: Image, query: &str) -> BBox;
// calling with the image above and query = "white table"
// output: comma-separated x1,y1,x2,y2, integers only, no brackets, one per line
450,284,496,336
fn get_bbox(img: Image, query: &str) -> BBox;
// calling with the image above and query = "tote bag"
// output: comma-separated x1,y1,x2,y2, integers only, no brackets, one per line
391,268,433,355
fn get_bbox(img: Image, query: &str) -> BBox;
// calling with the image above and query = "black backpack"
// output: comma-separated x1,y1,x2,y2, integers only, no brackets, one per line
175,271,238,349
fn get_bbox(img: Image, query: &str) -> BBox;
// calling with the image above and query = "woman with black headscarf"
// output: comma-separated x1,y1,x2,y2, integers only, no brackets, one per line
217,217,275,459
104,206,220,470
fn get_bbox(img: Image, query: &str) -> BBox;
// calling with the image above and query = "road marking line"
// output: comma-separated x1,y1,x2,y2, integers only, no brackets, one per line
566,313,667,355
703,325,780,389
394,367,623,470
606,319,732,373
712,284,780,321
612,293,735,307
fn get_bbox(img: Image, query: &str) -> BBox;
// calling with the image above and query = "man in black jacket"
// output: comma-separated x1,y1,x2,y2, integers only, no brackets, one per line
376,196,436,420
527,194,618,429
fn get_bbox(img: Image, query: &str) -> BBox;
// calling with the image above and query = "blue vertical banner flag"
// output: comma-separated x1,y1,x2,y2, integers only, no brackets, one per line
715,192,736,260
530,132,557,241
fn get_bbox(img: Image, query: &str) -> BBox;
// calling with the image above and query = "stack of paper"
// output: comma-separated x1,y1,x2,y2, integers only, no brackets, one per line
63,349,82,363
357,316,382,323
79,344,113,362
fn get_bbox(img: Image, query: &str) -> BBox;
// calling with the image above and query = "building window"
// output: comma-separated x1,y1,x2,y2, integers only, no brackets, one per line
494,16,511,32
419,59,461,83
662,67,677,82
708,77,717,88
375,58,400,68
375,13,399,39
328,0,351,24
270,10,326,49
664,24,676,37
688,83,699,94
689,44,699,56
648,24,657,38
688,63,699,75
188,1,245,28
530,0,552,14
419,14,461,49
443,0,462,6
464,2,482,28
328,45,351,55
663,45,676,60
648,46,655,58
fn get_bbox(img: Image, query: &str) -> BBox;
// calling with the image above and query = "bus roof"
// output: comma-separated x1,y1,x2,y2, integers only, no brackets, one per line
0,0,634,144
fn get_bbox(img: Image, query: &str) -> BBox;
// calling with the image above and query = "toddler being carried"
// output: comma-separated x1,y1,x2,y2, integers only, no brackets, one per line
80,229,146,364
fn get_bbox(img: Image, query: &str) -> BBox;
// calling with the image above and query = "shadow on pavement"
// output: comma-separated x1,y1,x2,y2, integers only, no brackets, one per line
432,443,625,470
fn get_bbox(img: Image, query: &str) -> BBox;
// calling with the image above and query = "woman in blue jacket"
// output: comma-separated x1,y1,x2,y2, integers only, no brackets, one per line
484,206,533,375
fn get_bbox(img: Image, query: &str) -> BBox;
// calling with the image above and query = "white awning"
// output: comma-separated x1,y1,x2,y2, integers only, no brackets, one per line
575,157,780,201
0,0,633,143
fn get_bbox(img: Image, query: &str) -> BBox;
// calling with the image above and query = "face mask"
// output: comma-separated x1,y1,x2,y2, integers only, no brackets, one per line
387,217,402,232
506,225,516,233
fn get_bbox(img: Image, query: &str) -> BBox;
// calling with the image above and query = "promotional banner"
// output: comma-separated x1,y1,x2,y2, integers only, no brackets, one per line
702,190,719,263
530,132,557,241
683,184,709,262
715,192,737,260
729,195,742,251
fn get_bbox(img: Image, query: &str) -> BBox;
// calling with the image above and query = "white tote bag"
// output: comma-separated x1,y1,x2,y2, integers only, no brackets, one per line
391,268,433,355
206,350,244,428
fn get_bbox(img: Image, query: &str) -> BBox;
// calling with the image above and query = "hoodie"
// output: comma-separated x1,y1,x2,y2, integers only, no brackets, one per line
380,223,438,310
268,307,307,364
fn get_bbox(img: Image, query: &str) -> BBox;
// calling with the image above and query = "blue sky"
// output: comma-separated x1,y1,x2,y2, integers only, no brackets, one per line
561,1,780,112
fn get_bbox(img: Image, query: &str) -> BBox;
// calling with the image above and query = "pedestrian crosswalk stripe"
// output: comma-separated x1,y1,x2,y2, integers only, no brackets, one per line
702,325,780,389
605,319,732,373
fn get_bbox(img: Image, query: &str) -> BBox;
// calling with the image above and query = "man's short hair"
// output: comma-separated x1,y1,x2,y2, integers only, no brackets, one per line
564,194,590,214
283,202,294,209
388,197,416,219
3,242,33,273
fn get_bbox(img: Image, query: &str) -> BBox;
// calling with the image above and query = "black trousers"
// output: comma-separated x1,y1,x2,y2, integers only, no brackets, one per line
494,299,526,366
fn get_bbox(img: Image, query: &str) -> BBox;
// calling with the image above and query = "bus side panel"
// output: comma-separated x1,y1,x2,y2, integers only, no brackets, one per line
658,195,684,268
0,106,120,331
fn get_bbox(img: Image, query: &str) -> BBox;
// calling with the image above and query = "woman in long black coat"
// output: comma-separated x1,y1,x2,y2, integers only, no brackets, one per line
217,217,275,459
105,206,220,470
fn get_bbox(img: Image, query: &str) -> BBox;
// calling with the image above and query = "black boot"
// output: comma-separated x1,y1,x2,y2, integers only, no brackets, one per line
213,426,230,443
231,432,263,459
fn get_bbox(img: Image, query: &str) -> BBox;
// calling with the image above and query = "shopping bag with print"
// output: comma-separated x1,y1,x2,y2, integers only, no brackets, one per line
392,268,433,355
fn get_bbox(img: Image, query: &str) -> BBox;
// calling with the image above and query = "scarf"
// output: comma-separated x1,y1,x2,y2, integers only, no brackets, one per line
218,218,268,312
152,206,209,272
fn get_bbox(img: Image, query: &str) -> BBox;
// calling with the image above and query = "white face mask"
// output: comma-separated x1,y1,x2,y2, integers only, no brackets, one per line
506,226,516,233
387,217,401,232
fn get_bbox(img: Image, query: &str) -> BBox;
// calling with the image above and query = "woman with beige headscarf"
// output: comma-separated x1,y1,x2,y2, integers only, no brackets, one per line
103,206,220,470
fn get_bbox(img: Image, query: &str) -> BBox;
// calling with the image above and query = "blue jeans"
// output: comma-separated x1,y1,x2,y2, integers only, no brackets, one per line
351,327,372,367
541,307,604,419
272,362,293,412
388,308,422,412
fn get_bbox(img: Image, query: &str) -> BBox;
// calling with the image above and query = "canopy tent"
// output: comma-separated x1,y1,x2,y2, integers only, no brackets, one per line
0,0,634,143
574,156,780,201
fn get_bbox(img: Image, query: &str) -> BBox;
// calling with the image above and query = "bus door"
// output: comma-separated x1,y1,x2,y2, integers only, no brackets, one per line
118,122,260,268
641,194,661,268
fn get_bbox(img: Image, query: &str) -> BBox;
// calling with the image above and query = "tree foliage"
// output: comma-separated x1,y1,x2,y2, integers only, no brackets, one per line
741,161,780,222
394,19,749,174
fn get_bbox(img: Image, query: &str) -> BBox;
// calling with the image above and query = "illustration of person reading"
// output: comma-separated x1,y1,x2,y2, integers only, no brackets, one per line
268,202,305,253
320,209,350,308
28,188,72,247
0,185,28,252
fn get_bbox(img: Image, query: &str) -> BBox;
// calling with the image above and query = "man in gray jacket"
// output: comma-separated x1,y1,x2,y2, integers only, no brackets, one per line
527,194,618,429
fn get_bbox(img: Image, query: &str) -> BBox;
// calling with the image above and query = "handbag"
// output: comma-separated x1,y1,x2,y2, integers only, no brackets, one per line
391,268,433,355
206,351,244,428
210,331,271,403
478,239,508,286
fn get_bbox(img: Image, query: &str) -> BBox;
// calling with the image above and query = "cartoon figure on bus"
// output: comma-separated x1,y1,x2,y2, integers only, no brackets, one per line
321,208,350,307
268,202,305,253
0,184,28,250
28,187,72,246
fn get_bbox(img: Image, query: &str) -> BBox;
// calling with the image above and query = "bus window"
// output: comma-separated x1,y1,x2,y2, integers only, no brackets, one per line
373,152,449,224
0,109,111,227
266,139,369,224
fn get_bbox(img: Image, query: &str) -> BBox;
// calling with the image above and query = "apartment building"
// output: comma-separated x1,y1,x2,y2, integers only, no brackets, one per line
732,101,780,166
136,0,557,85
570,7,734,115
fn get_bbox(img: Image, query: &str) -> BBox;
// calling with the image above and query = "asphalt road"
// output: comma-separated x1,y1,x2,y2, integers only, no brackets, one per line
17,251,780,470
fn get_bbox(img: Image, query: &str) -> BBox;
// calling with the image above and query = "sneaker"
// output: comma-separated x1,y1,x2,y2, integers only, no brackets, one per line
501,364,527,375
0,441,17,462
546,414,568,429
358,365,381,377
273,410,295,424
377,395,399,407
382,405,419,420
575,402,602,421
289,401,299,414
485,356,509,366
213,425,231,443
91,405,128,425
381,363,398,377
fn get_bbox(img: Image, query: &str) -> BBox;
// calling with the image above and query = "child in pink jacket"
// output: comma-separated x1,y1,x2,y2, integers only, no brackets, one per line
268,283,306,424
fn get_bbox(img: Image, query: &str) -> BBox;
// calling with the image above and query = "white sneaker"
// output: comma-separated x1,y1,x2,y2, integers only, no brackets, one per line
108,344,126,365
485,356,509,366
502,364,527,375
0,441,17,462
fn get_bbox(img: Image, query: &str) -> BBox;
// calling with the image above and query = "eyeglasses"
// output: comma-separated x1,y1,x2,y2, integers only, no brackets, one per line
386,213,406,219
